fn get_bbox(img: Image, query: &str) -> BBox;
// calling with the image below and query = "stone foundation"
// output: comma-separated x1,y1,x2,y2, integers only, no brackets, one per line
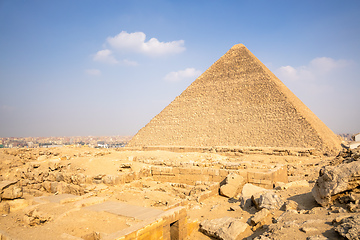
103,207,188,240
122,146,317,157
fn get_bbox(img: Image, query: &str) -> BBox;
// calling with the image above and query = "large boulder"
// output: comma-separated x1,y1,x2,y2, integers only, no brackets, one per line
200,216,249,240
312,160,360,206
220,173,245,198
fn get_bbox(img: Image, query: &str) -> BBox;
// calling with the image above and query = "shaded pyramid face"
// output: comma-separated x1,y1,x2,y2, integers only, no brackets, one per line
128,44,340,153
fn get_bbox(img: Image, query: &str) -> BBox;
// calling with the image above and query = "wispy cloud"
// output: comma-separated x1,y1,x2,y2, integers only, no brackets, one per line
121,59,138,66
85,68,101,76
275,57,354,94
0,105,15,112
164,68,202,82
93,49,118,64
276,57,352,82
91,31,183,67
107,31,185,56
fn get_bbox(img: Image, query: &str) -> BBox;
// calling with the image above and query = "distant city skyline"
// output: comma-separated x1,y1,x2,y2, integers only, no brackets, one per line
1,1,359,137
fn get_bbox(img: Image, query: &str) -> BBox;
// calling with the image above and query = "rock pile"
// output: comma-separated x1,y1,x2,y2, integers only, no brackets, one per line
334,215,360,240
198,148,360,240
312,147,360,207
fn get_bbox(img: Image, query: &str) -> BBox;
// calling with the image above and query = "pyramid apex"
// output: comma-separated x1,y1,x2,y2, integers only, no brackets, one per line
230,43,247,49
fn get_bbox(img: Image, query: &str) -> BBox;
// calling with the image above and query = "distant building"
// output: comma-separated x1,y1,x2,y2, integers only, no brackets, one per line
96,141,107,148
354,133,360,142
350,133,360,149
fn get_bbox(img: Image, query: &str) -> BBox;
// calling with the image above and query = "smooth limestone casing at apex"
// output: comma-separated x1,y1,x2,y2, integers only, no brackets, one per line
128,44,341,154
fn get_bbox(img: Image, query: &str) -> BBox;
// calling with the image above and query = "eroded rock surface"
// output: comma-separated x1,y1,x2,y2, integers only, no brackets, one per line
312,160,360,206
256,191,284,210
219,173,245,198
200,216,248,240
334,215,360,240
240,183,267,209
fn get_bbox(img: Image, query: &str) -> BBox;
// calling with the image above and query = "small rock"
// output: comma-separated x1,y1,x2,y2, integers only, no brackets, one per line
300,226,318,233
24,209,52,226
0,202,10,214
120,163,132,168
257,191,284,210
308,207,325,215
275,180,309,190
229,205,241,211
251,208,270,226
306,235,329,240
282,200,299,211
283,220,299,228
332,215,351,224
347,203,360,212
331,207,347,213
276,209,298,222
299,209,307,214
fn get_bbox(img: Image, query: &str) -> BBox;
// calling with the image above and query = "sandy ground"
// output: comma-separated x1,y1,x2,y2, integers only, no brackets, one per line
0,147,355,240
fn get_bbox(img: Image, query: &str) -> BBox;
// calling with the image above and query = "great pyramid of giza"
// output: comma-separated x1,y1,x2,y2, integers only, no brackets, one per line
128,44,341,153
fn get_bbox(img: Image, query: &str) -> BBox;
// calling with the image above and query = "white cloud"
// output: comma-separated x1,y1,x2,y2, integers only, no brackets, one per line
93,49,118,64
107,31,185,56
164,68,202,82
274,57,359,133
0,105,14,112
85,69,101,76
275,57,352,83
121,59,138,66
275,57,355,95
276,65,299,81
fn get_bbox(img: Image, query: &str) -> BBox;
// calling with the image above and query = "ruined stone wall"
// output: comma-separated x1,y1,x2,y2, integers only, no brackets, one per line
103,207,188,240
150,165,287,189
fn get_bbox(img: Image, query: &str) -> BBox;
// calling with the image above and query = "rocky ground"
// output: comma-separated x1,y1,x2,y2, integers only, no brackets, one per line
0,146,359,240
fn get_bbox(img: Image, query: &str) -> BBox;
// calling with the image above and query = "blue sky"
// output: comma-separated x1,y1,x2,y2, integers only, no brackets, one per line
0,0,359,137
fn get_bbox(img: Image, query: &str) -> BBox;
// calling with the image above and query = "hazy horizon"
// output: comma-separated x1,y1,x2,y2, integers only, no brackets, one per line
1,1,360,138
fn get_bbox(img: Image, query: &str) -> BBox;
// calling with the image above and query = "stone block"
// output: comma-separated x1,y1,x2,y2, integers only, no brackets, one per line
219,169,229,177
219,173,245,198
8,199,29,211
251,208,271,226
240,184,268,209
200,217,248,240
2,185,23,200
188,167,202,175
256,191,284,210
207,168,219,176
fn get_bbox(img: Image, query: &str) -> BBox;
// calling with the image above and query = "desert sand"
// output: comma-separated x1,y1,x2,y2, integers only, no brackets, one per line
0,146,359,240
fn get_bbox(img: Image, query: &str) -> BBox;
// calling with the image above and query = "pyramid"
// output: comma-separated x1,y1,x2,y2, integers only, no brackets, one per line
128,44,341,153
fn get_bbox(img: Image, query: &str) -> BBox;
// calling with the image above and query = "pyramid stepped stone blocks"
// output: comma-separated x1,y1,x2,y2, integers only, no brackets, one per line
128,44,341,154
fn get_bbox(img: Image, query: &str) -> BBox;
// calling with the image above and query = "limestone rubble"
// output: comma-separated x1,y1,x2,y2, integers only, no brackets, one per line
312,151,360,206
